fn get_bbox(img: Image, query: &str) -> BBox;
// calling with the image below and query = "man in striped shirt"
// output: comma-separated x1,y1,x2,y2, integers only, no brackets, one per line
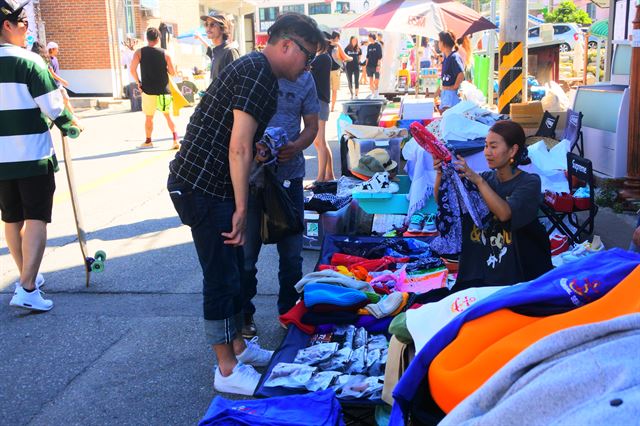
0,0,76,312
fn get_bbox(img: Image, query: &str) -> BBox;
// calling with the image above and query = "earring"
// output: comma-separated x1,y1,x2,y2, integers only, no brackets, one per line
509,158,515,165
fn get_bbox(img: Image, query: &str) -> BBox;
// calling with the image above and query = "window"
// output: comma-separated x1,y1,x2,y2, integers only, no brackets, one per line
124,0,135,35
586,3,596,19
282,4,304,14
336,1,350,13
259,7,279,21
553,25,570,35
309,2,331,14
528,27,539,38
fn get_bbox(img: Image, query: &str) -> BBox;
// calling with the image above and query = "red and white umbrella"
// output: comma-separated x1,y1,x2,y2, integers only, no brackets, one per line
343,0,496,39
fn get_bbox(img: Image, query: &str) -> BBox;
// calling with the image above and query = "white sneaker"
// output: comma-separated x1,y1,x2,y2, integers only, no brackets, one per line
354,172,399,194
237,336,274,367
14,273,45,295
214,362,261,395
10,286,53,312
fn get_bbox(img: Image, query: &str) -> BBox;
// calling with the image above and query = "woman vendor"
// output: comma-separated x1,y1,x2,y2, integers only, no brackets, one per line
434,30,464,112
434,120,552,289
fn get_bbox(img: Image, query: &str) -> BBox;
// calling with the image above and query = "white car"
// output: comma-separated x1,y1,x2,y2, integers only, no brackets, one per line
528,23,585,52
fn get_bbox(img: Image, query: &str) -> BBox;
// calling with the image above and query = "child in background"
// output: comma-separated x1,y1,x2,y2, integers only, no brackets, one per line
47,41,75,114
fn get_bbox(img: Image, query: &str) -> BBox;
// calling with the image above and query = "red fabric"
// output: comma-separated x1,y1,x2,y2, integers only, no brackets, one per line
373,284,392,295
318,264,337,271
351,256,410,272
331,253,368,267
410,122,452,162
279,302,316,335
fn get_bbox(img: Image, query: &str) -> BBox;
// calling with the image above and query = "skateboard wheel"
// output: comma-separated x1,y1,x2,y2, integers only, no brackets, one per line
67,126,81,139
94,250,107,262
91,260,105,273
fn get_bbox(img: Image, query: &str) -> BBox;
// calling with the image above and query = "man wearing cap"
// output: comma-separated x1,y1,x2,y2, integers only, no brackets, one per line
195,12,239,84
0,0,77,312
168,12,325,395
130,27,179,149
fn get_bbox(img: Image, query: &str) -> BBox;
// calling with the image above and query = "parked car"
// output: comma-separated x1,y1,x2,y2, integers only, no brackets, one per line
581,27,606,49
528,23,585,52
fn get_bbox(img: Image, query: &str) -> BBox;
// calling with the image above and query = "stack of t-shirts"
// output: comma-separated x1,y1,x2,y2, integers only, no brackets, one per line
390,248,640,425
302,283,369,325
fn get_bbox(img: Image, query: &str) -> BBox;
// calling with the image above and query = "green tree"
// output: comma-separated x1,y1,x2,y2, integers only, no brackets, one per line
544,1,592,25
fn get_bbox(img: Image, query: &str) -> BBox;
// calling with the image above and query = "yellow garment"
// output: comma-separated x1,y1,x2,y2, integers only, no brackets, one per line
168,75,189,116
335,265,354,278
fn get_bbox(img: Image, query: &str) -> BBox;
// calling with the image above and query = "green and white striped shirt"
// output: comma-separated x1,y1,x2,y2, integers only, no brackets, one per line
0,43,73,179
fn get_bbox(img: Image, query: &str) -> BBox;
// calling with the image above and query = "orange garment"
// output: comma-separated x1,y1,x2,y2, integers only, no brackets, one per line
429,265,640,413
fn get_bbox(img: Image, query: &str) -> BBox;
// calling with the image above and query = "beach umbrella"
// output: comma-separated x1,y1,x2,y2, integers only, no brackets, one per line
343,0,496,38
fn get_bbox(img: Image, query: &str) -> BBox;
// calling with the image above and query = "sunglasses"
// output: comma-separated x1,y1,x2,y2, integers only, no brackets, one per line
285,37,315,66
9,18,28,28
204,21,220,28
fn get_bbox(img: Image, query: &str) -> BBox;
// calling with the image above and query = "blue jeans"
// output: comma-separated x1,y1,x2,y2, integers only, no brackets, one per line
167,173,244,345
242,177,304,316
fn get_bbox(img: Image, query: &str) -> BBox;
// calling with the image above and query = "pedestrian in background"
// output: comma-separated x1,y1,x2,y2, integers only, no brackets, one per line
195,13,239,84
328,31,351,112
47,41,75,114
365,32,383,97
310,36,335,183
359,39,369,86
130,27,179,150
435,30,464,113
344,36,361,99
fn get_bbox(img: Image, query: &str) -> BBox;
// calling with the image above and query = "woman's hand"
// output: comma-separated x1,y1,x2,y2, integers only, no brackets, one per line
433,157,443,175
454,155,482,186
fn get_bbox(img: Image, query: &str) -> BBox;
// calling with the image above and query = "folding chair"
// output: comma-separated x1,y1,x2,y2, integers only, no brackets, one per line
535,111,560,138
562,108,584,157
540,152,598,244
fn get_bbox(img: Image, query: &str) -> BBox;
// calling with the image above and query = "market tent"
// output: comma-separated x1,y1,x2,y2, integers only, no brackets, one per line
590,19,608,38
342,0,496,38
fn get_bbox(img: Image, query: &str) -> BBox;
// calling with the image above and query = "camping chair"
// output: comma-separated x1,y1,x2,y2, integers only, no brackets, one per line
540,152,598,244
562,108,584,157
535,111,560,139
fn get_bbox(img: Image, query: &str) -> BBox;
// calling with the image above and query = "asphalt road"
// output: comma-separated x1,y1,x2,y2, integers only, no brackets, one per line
1,82,637,425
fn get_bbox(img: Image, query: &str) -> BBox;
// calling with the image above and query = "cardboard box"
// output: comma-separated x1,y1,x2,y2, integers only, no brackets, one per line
510,101,544,127
400,97,434,120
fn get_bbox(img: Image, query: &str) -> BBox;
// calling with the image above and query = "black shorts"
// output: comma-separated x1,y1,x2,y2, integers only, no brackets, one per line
366,67,380,79
0,165,56,223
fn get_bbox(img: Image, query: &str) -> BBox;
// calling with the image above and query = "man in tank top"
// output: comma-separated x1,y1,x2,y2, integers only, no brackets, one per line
130,27,179,149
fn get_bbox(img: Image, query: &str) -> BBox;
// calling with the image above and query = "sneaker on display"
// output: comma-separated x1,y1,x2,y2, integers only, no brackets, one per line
407,212,426,232
13,273,45,295
354,172,399,194
214,362,261,395
549,234,570,256
237,336,274,367
421,213,437,233
10,286,53,312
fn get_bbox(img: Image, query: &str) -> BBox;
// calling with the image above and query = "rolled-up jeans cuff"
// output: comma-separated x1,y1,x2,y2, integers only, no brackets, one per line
204,313,243,345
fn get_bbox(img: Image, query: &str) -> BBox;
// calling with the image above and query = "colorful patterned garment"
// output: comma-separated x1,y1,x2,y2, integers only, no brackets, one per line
257,127,289,165
430,162,490,255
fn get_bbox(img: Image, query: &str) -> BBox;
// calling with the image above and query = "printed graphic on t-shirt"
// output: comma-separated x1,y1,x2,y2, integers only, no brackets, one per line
469,220,512,269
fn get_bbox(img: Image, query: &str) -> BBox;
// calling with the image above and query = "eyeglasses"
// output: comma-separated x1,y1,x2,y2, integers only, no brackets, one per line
285,37,315,66
9,18,28,29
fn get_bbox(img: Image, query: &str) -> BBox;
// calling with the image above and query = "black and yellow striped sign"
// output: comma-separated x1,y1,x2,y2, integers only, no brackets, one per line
498,42,523,115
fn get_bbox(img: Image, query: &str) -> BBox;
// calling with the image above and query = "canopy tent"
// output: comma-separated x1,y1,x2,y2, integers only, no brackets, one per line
342,0,496,38
590,19,608,38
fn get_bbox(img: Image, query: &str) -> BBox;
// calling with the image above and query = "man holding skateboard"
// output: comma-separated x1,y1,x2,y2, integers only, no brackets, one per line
0,0,76,312
168,13,325,395
130,27,179,150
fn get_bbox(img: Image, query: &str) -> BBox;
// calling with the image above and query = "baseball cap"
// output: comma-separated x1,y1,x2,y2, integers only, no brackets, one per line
46,41,58,50
200,11,227,27
0,0,30,21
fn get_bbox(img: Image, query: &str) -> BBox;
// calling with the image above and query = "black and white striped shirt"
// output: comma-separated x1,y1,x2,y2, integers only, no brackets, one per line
170,52,278,199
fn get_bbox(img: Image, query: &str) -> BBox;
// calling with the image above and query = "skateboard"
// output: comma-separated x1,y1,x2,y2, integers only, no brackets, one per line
60,128,107,287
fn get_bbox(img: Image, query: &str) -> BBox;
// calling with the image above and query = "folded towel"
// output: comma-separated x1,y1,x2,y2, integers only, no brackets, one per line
295,270,374,293
303,283,368,308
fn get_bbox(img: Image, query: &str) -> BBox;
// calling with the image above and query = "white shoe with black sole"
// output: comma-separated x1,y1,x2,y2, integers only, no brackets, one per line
10,286,53,312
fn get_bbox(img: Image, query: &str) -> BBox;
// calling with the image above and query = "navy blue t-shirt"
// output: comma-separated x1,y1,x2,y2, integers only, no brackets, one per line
440,51,464,87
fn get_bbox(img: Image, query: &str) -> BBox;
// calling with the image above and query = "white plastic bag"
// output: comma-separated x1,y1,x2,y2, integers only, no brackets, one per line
541,81,570,112
458,81,486,106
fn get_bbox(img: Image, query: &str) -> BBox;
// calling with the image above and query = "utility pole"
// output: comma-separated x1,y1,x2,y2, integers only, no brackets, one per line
621,0,640,202
487,0,497,106
498,0,528,114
